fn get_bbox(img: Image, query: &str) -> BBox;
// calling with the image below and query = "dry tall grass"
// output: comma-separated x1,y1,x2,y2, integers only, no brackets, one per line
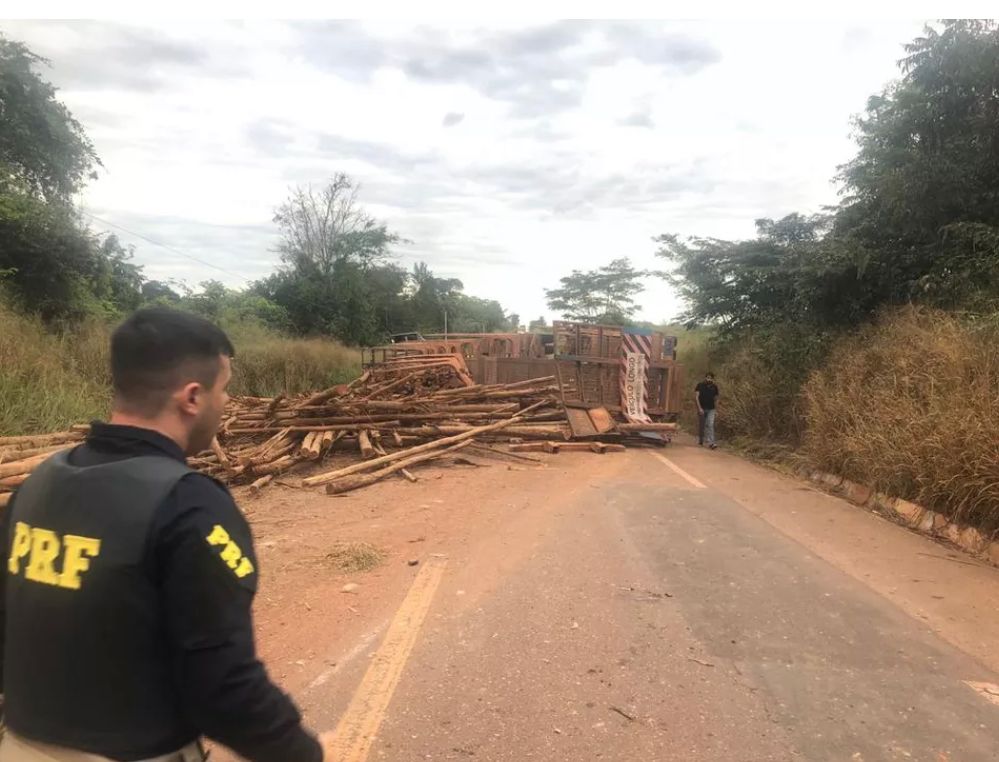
0,302,361,436
0,304,110,434
802,307,999,532
666,326,712,431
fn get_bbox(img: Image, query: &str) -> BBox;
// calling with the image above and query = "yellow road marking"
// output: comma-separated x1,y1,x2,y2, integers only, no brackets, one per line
327,557,447,760
651,453,707,489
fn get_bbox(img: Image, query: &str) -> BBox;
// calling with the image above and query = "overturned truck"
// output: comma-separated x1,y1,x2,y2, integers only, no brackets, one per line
363,321,684,443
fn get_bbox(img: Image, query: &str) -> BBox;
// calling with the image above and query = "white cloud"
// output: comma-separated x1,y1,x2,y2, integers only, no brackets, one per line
2,19,927,325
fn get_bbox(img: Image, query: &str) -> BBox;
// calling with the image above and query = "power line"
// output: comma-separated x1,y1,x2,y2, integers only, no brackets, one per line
81,210,252,283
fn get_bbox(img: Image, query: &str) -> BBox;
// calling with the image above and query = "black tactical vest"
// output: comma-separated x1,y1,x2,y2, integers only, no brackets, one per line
4,451,197,758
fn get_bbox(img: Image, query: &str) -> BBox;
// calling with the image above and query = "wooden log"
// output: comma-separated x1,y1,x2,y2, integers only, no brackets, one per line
304,373,364,407
548,441,603,452
517,412,570,423
242,429,293,462
475,387,559,400
248,474,273,495
372,440,415,483
488,425,569,439
0,442,74,463
299,432,321,459
0,432,82,448
498,375,556,389
225,422,399,434
426,383,486,399
240,441,297,469
247,454,300,476
358,430,376,459
591,442,626,453
467,443,543,463
320,430,336,454
446,403,520,414
303,415,525,487
264,393,286,418
0,473,30,489
276,412,500,426
324,441,472,495
360,364,456,400
508,443,547,453
616,423,678,433
211,437,231,470
388,424,568,440
0,452,55,479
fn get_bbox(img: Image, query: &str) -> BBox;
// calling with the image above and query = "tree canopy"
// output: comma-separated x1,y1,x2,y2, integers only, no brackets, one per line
0,35,100,202
256,177,517,343
660,20,999,332
545,258,647,324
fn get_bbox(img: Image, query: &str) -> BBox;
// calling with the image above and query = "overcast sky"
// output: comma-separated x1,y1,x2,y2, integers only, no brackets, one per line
3,19,927,324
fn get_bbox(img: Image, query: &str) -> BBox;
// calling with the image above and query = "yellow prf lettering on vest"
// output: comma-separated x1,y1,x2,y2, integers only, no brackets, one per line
60,535,102,590
7,522,101,590
205,524,255,579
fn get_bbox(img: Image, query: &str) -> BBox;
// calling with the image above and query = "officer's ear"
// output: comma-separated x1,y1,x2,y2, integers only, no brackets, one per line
177,381,204,416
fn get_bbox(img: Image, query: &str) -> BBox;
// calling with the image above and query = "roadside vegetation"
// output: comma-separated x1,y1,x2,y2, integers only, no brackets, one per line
0,298,361,435
652,21,999,531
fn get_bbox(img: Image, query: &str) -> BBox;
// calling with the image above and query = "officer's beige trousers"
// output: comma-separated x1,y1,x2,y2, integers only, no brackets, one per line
0,732,202,762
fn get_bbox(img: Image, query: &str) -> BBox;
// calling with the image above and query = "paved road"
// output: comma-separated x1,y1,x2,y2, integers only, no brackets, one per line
309,445,999,761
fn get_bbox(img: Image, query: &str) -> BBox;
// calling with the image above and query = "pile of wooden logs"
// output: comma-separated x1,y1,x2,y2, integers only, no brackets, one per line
202,354,569,491
0,428,88,508
0,353,679,501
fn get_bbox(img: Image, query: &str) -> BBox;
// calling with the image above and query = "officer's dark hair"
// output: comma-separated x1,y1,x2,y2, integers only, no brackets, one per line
705,372,715,379
111,307,235,415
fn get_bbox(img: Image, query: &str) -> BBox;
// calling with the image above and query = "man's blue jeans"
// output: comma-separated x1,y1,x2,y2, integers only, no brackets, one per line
698,409,716,446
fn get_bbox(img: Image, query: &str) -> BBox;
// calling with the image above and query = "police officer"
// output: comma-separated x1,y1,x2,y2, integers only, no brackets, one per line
0,308,329,762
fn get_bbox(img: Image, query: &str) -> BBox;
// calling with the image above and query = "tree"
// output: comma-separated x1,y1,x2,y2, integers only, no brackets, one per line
263,174,404,343
178,280,289,332
660,20,999,329
0,35,100,202
141,280,181,303
0,35,144,321
834,19,999,312
409,261,463,332
0,189,142,320
654,214,863,333
545,258,647,324
446,294,508,333
528,316,549,333
273,173,398,278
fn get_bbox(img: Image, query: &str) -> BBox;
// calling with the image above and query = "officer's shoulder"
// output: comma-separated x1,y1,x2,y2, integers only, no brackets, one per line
171,471,244,523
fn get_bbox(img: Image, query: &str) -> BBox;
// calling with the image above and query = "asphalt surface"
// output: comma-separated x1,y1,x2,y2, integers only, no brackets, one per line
310,446,999,761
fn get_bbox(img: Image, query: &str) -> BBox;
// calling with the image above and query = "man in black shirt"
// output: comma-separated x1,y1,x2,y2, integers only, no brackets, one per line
694,372,720,449
0,308,328,762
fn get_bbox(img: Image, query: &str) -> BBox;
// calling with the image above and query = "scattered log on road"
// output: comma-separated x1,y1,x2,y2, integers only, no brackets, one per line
324,441,472,495
0,352,679,501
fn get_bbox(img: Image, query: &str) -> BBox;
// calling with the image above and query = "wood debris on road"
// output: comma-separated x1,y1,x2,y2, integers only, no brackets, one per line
1,351,679,502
